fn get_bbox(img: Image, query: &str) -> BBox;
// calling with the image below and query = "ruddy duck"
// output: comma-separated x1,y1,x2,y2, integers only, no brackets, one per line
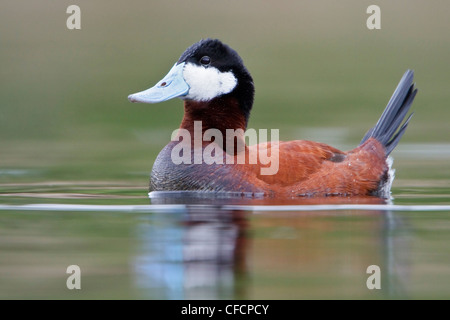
128,39,417,198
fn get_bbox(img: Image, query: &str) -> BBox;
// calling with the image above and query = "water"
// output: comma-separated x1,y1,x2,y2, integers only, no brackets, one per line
1,173,449,299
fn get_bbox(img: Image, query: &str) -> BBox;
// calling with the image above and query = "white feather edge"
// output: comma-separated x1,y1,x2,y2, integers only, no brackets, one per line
379,156,395,200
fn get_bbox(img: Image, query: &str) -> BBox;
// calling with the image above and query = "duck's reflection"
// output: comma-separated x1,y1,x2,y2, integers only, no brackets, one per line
179,207,248,299
134,193,411,299
381,210,411,297
134,202,248,299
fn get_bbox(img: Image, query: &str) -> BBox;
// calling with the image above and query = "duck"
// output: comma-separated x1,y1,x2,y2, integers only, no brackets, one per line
128,38,417,198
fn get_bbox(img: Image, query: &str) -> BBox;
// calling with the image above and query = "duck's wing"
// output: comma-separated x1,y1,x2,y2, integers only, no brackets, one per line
248,140,347,186
247,138,390,196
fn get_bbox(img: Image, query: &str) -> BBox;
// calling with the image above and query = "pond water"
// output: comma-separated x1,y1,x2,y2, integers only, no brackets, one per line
1,152,449,300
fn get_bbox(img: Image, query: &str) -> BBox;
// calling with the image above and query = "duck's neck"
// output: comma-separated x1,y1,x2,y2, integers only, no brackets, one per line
180,97,248,134
179,97,248,154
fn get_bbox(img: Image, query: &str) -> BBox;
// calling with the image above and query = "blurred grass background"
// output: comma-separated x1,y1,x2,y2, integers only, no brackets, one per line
1,0,449,184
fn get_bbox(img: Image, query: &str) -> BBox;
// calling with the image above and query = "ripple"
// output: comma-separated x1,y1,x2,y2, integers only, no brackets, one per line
0,203,449,213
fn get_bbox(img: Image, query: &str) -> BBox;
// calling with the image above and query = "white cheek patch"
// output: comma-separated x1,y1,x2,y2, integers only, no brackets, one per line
182,63,238,101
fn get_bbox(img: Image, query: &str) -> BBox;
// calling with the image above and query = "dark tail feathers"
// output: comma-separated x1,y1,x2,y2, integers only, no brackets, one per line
360,70,417,155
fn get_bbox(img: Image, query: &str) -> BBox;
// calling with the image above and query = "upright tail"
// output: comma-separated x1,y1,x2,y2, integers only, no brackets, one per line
360,70,417,155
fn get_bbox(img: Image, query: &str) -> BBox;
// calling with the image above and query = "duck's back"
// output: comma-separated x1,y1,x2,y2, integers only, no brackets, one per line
150,138,389,197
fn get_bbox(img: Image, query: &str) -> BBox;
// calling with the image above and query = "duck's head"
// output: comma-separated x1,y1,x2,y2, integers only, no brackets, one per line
128,39,254,127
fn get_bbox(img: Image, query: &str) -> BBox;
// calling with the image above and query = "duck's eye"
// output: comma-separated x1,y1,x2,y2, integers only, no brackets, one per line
200,56,211,66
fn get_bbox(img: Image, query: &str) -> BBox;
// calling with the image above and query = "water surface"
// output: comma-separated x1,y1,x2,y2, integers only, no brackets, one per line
1,171,449,299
